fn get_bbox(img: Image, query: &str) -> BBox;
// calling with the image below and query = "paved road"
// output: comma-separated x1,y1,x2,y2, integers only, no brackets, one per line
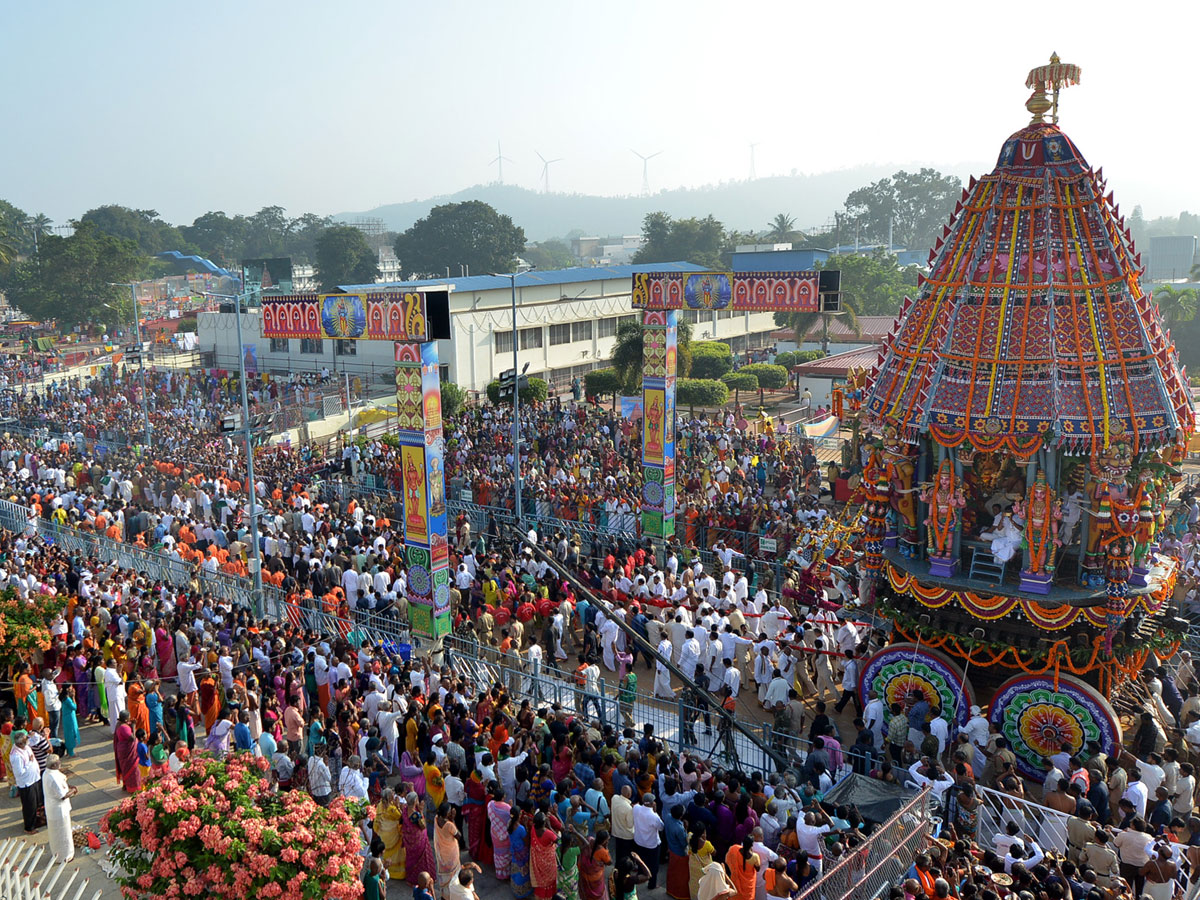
0,719,125,899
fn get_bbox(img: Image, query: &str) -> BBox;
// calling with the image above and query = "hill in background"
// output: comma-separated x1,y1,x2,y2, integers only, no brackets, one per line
337,164,978,241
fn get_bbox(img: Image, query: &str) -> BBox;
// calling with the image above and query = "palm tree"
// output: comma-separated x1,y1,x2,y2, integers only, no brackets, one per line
1190,261,1200,283
0,219,17,266
28,214,52,237
766,213,796,242
781,294,862,353
609,319,693,393
1153,284,1199,325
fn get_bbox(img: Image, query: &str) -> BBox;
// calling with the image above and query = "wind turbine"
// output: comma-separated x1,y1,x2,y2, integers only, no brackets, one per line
632,149,662,195
490,140,514,184
749,142,760,180
536,151,563,193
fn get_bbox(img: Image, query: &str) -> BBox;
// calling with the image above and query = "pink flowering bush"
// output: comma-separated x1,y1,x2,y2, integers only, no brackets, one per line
101,752,370,900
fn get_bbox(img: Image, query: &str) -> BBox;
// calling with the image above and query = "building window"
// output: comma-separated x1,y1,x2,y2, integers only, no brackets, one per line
439,364,450,382
571,321,593,342
680,310,700,325
520,327,543,350
299,338,323,354
549,323,571,346
335,340,357,356
269,337,289,353
717,310,735,320
495,331,514,355
597,318,618,339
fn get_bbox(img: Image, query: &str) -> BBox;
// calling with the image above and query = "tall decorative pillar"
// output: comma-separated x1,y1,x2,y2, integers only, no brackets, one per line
395,341,451,638
641,309,677,540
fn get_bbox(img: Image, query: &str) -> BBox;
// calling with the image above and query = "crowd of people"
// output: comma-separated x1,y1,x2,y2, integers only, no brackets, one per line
1,361,1200,900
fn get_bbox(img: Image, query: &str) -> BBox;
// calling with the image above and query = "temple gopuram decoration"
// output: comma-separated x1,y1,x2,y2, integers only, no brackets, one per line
853,56,1192,777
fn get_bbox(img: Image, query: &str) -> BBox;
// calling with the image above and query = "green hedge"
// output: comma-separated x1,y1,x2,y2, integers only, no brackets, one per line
676,378,729,409
584,368,623,397
486,377,549,405
690,342,733,379
737,363,788,389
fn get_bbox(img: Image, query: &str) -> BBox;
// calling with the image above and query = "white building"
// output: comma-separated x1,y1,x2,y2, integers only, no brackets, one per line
197,263,782,398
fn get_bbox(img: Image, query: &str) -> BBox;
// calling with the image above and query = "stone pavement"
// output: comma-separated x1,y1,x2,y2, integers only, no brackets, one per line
0,720,125,900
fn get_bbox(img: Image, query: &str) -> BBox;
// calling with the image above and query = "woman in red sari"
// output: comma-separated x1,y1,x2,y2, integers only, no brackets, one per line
578,830,611,900
529,811,559,900
113,710,142,793
154,626,176,678
463,770,493,868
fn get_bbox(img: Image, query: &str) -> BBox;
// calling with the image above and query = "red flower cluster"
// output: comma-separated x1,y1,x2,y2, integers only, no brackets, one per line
101,752,370,900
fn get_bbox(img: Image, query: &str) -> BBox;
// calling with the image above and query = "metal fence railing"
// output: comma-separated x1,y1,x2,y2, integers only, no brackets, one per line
0,838,103,900
794,787,933,900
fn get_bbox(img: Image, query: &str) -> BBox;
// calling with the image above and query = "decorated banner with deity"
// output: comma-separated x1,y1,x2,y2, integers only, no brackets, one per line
642,310,677,537
262,292,431,342
395,340,451,637
632,271,819,312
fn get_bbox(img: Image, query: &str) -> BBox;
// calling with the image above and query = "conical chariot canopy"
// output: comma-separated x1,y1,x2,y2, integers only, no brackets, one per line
863,57,1191,458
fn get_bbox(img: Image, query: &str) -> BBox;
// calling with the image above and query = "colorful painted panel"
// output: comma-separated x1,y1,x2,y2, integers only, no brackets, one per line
642,310,677,538
858,642,974,727
631,271,819,312
396,340,451,639
862,121,1192,454
262,292,430,342
989,673,1122,779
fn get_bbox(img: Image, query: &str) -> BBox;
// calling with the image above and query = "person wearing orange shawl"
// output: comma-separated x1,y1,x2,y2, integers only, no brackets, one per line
127,680,150,739
198,671,220,734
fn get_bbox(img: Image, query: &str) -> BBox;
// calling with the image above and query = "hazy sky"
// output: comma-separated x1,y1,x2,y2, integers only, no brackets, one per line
4,1,1197,227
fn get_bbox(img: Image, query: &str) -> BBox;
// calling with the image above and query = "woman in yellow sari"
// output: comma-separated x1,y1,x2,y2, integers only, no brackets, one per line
373,789,406,880
687,827,715,900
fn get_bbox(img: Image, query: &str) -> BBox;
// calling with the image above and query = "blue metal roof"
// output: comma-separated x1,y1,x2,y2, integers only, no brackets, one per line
338,261,705,294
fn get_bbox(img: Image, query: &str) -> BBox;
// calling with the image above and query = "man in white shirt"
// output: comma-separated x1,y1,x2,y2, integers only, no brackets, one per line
611,785,636,861
632,793,665,890
796,810,833,875
104,658,127,733
307,745,333,804
338,755,369,799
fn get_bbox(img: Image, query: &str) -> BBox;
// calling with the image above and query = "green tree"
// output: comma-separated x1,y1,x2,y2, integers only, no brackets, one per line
773,351,798,370
765,213,796,242
1,221,144,326
394,201,526,278
721,371,758,403
739,363,788,390
676,378,729,414
440,381,467,419
523,239,576,270
28,213,53,237
823,250,919,317
0,218,17,266
608,318,693,393
632,212,726,269
1154,284,1199,324
314,225,380,292
584,368,624,408
79,205,191,255
486,376,548,405
843,168,961,252
690,342,733,379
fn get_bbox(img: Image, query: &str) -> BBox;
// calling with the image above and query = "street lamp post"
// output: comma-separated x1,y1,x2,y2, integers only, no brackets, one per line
107,283,153,449
201,288,266,617
490,265,535,527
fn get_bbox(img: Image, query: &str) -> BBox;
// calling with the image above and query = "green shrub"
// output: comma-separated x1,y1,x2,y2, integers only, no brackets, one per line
738,363,788,390
676,378,729,410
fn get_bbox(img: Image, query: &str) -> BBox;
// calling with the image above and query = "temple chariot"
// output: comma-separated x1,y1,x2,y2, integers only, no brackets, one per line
850,56,1193,776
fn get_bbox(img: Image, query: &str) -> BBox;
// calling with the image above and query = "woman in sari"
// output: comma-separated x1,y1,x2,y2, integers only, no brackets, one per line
403,791,435,887
463,770,493,868
113,710,142,793
60,686,79,758
696,861,736,900
510,802,533,900
558,829,583,900
374,789,406,880
579,829,611,900
530,811,559,900
127,679,150,738
723,837,759,900
688,827,715,900
433,803,461,898
198,672,220,734
154,625,176,678
488,784,513,879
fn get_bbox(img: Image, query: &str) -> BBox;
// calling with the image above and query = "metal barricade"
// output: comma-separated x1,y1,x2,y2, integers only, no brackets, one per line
975,785,1071,856
794,787,933,900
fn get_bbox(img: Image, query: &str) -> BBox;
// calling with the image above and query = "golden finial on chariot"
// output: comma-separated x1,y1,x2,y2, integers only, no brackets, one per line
1025,52,1081,124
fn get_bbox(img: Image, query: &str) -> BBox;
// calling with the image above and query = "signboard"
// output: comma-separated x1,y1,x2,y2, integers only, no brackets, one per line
759,537,777,554
632,270,820,312
262,292,433,342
